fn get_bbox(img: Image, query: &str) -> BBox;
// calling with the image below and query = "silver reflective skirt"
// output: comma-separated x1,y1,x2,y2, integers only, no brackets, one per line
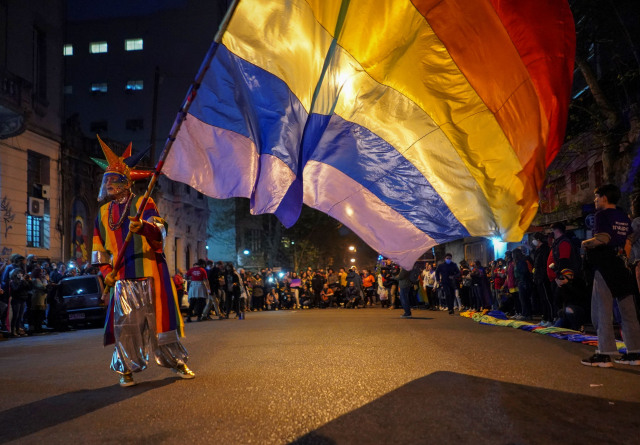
110,278,188,375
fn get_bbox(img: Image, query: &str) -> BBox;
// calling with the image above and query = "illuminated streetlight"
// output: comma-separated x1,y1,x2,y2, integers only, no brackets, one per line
243,249,250,255
348,245,355,251
350,258,356,263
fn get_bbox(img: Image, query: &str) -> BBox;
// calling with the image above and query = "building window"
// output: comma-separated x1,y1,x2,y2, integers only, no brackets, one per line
197,191,204,200
125,118,144,131
90,41,108,54
27,215,43,248
594,161,604,187
125,80,143,91
33,27,47,102
91,82,108,93
27,151,50,188
63,44,73,56
63,85,73,95
184,184,191,195
125,38,143,51
90,121,108,133
570,167,589,194
550,177,566,209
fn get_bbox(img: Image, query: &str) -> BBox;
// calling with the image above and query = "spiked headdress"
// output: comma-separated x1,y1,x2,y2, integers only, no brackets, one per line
91,135,153,181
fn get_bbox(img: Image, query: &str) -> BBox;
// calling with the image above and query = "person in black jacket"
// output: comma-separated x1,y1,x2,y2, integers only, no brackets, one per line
435,253,461,315
9,268,30,337
553,268,589,331
532,232,554,326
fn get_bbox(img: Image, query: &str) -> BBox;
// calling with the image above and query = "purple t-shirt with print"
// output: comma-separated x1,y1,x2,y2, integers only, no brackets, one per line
594,207,632,248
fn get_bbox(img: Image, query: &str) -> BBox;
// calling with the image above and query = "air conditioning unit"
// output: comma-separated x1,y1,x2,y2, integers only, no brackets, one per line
28,197,45,217
41,185,50,198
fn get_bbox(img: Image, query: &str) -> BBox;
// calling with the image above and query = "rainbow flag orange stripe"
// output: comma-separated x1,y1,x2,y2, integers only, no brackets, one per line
165,0,575,267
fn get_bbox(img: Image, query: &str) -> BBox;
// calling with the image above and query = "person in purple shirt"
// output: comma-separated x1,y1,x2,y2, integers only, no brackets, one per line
581,184,640,368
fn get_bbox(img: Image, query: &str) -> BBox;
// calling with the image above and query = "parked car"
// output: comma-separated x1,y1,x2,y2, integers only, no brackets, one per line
59,275,106,326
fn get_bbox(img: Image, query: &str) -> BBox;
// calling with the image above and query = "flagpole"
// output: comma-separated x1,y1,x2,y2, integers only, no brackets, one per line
103,0,241,296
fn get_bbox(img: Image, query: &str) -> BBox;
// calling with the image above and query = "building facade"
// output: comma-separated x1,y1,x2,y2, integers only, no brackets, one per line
0,0,65,262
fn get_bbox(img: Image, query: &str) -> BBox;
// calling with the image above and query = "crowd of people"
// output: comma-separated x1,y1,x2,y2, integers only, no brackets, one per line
0,254,98,338
3,185,639,369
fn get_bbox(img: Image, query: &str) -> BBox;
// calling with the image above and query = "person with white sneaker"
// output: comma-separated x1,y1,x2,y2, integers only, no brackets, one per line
580,184,640,368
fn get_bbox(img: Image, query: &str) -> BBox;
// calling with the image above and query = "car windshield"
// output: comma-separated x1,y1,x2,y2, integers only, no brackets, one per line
61,277,99,296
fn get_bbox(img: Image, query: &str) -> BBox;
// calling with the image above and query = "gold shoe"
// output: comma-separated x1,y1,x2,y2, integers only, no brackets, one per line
174,363,195,379
119,373,136,387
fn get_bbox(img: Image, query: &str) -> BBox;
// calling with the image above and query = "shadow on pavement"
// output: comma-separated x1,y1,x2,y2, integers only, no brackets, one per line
291,371,640,445
0,377,175,444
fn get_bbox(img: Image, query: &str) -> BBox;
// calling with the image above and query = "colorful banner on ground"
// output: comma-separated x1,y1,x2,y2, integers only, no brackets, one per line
164,0,576,267
461,310,628,353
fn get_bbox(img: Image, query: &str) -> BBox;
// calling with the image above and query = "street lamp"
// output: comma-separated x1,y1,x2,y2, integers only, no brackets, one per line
348,245,355,251
243,249,250,255
350,258,356,263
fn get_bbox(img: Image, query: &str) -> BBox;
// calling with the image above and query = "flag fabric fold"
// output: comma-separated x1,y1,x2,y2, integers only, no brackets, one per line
164,0,575,268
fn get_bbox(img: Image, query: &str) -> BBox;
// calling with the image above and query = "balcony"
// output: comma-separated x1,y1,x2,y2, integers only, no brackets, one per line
0,70,31,139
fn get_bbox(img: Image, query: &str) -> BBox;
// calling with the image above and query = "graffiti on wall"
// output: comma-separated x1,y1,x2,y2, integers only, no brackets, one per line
71,199,89,267
1,196,15,239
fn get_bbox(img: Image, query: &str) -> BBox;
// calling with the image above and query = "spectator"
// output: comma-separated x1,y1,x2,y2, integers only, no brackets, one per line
311,270,326,308
28,266,47,334
435,253,460,315
396,266,413,318
320,283,334,308
490,259,505,310
503,251,520,316
423,263,437,310
362,269,376,307
173,269,186,309
532,232,554,326
581,184,640,367
345,281,360,308
553,268,588,331
252,274,265,311
9,268,30,337
471,260,492,311
185,260,209,322
513,249,534,321
378,271,390,308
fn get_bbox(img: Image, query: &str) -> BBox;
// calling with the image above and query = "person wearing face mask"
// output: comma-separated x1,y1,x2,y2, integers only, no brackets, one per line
91,136,194,387
532,232,554,326
435,253,461,315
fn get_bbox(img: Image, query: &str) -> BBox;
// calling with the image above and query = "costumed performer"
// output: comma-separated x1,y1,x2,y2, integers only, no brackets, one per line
91,135,195,387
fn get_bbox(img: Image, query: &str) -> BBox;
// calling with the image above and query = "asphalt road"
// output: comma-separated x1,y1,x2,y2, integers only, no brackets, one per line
1,307,639,444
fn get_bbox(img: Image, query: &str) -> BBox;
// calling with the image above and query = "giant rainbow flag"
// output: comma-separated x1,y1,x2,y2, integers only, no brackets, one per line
164,0,576,267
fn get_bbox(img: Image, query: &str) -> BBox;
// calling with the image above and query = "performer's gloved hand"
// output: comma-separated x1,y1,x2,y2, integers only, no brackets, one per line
128,217,143,234
104,271,117,288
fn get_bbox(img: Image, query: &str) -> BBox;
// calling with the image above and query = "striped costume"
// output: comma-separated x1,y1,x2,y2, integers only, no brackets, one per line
92,195,187,375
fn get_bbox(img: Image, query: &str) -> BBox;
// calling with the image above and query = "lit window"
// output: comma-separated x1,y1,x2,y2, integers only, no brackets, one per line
125,38,143,51
91,82,108,93
63,44,73,56
64,85,73,95
125,80,143,91
90,41,108,54
27,215,43,248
